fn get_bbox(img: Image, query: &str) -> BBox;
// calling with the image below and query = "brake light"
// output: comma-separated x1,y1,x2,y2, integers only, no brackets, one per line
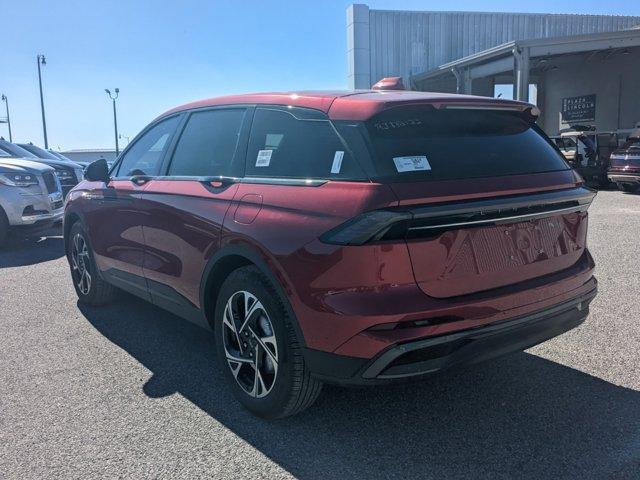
319,210,410,245
320,187,595,246
440,103,540,120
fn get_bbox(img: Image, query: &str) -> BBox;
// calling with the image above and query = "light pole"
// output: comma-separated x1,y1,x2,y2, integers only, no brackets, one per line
105,88,120,155
0,94,11,142
37,54,48,148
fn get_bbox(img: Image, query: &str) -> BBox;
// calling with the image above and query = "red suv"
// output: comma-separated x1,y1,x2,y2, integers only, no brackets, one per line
64,91,597,418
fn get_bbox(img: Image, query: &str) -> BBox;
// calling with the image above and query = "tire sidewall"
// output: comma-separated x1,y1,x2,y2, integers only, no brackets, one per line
618,183,639,193
214,267,298,418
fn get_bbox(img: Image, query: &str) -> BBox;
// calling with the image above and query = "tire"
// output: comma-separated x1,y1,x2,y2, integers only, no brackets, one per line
0,208,8,248
618,183,639,193
67,222,119,305
214,265,322,419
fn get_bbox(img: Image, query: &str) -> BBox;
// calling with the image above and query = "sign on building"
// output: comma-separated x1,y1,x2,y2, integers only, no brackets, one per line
561,95,596,124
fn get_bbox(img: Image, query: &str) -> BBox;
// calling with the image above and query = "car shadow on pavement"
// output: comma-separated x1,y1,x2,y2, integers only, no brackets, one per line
0,226,64,268
79,295,640,480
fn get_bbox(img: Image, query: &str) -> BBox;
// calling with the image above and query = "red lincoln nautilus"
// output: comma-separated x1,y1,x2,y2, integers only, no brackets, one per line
64,88,597,418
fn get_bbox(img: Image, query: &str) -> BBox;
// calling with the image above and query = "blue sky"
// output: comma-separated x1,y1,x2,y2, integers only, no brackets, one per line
2,0,639,150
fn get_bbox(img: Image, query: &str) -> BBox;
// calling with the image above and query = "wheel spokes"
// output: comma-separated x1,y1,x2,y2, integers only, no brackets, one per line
248,326,278,365
250,361,268,397
225,349,253,365
77,268,91,295
221,290,279,398
223,297,244,353
238,294,263,335
71,233,91,295
70,250,79,271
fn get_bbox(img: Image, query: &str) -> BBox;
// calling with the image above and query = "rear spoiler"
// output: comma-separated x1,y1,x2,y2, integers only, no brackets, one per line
435,102,540,121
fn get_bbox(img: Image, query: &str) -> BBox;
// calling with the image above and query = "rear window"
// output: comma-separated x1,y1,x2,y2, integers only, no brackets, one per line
364,107,569,182
553,137,577,152
245,107,366,180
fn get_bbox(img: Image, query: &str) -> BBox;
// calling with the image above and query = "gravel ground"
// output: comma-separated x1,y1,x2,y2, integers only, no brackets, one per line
0,189,638,479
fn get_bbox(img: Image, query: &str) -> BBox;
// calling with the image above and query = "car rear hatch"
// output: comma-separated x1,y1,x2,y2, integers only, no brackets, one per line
328,102,595,298
391,181,592,297
609,140,640,171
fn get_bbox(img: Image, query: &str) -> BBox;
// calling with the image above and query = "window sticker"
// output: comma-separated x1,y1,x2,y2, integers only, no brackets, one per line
331,151,344,174
256,149,273,167
393,156,431,172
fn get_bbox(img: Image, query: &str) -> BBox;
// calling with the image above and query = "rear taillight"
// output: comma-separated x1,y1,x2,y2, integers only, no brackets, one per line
319,210,410,245
320,186,596,246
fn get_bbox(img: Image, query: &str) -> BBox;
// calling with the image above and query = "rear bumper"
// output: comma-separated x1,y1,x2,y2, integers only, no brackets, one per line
607,174,640,184
305,284,596,385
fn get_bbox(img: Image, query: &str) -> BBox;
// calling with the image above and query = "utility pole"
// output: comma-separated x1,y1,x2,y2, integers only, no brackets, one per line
0,94,11,142
37,54,48,148
105,88,120,155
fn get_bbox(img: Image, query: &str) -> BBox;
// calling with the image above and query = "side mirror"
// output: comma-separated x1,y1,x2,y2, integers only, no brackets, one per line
85,159,110,183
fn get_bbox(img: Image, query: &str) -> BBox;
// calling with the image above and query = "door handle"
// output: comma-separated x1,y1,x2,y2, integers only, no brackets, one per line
131,175,152,186
206,176,238,188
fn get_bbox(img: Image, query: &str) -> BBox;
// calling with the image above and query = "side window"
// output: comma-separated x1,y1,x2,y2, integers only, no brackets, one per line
116,116,180,177
168,108,246,176
245,108,364,179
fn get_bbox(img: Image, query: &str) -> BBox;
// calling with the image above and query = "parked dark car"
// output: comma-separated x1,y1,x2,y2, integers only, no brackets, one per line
63,91,597,418
607,129,640,192
46,149,74,162
0,140,84,197
551,129,620,187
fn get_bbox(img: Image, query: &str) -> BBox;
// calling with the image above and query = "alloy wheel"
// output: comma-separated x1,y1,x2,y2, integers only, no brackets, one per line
222,291,278,398
70,233,92,295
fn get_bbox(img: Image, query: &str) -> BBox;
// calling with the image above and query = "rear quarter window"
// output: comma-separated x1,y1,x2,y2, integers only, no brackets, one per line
245,107,366,180
364,107,569,182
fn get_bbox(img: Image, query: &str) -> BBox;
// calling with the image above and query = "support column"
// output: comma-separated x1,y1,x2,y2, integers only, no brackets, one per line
452,67,472,94
513,46,530,102
347,4,370,89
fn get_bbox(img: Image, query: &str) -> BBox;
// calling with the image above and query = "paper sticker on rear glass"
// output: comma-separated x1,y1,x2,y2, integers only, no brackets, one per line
393,156,431,172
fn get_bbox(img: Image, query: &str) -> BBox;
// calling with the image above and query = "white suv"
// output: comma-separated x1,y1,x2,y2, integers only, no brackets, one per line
0,155,63,247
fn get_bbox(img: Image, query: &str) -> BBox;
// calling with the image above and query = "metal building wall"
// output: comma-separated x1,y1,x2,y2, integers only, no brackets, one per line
348,4,640,88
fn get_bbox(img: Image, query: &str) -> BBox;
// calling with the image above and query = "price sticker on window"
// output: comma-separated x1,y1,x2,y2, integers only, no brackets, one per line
393,156,431,172
331,151,344,174
256,150,272,167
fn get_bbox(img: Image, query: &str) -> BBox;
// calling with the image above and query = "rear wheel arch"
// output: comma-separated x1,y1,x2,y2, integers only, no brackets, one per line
199,244,307,348
63,212,82,253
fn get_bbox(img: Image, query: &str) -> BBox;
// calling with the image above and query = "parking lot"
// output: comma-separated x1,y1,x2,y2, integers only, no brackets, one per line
0,189,638,479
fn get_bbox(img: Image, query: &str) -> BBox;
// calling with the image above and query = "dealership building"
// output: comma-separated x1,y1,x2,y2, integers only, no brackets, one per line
347,5,640,135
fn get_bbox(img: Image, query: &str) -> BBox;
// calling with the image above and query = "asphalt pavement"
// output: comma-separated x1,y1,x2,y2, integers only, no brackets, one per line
0,189,639,479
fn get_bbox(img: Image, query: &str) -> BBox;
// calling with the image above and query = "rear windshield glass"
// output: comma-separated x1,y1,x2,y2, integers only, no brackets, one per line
0,142,38,159
18,144,61,160
364,107,569,182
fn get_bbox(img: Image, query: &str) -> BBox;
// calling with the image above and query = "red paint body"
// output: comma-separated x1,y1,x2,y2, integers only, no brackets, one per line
65,90,596,380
